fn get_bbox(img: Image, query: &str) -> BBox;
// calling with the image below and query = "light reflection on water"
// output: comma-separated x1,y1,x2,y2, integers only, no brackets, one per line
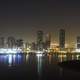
57,54,80,62
0,53,80,66
8,54,12,67
0,54,22,66
26,54,29,62
0,53,79,79
37,54,42,79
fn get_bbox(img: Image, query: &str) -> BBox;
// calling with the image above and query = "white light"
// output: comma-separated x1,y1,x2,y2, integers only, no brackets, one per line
58,51,67,53
36,51,44,54
36,54,42,57
0,48,23,54
74,49,80,53
8,54,12,67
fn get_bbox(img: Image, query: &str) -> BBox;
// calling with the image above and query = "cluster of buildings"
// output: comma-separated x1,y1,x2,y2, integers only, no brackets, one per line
0,31,51,53
24,31,51,53
0,29,80,53
0,37,23,48
24,29,80,53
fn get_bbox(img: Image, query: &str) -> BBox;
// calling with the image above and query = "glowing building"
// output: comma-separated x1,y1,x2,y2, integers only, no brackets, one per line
45,33,51,50
37,30,44,51
77,36,80,49
0,37,5,48
59,29,65,50
7,37,16,48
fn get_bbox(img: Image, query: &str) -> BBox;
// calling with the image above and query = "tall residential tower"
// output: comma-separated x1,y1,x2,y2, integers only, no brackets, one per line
59,29,65,50
45,33,51,50
77,36,80,49
37,30,44,51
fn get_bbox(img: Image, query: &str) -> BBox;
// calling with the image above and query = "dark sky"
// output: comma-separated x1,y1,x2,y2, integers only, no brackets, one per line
0,0,80,44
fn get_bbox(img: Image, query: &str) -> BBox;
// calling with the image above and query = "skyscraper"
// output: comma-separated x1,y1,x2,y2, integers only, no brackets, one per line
77,36,80,49
16,39,23,48
45,33,51,50
0,37,5,48
7,37,16,48
59,29,65,50
37,30,44,51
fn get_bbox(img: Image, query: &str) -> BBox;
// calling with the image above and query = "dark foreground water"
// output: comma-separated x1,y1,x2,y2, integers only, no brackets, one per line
0,53,80,80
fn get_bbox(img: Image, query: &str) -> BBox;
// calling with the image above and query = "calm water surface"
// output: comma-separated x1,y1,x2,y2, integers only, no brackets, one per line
0,53,80,80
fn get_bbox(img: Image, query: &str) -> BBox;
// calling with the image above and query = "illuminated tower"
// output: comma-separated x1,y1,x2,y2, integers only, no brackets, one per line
45,33,51,50
0,37,5,48
37,30,44,51
16,39,23,48
59,29,65,50
7,37,16,48
77,36,80,49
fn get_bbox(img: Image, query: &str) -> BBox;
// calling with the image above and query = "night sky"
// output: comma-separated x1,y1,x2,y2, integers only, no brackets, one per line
0,0,80,44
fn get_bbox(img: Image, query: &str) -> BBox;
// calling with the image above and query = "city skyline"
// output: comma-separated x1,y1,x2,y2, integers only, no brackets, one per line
0,0,80,43
0,29,79,44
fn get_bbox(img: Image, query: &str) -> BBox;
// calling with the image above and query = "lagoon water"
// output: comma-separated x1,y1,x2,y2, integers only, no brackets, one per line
0,53,80,80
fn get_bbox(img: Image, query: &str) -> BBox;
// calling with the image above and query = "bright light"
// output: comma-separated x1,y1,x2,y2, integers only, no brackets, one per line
58,51,67,53
0,48,23,54
58,55,67,58
8,54,12,66
73,49,80,53
36,51,44,54
36,54,42,57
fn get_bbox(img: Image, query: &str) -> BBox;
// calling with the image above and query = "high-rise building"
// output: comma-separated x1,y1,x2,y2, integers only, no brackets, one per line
16,39,23,48
7,37,16,48
37,30,44,51
77,36,80,49
0,37,5,48
59,29,65,50
31,42,36,50
45,33,51,50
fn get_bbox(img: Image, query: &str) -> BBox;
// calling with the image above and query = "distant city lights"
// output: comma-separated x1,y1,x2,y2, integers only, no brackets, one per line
36,54,43,57
0,29,80,54
0,48,23,54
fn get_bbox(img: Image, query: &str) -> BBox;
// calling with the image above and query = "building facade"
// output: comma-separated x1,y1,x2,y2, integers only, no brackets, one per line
45,33,51,50
59,29,65,50
37,30,44,51
7,37,16,48
0,37,5,48
77,36,80,49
